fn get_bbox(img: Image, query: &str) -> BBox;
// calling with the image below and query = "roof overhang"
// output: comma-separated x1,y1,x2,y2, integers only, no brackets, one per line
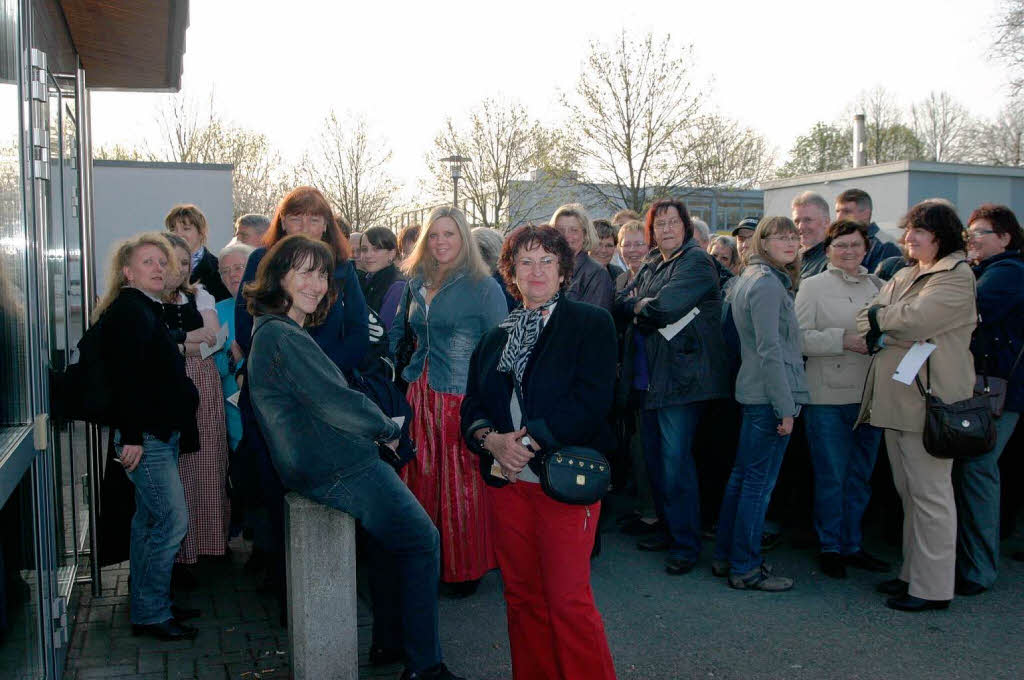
59,0,189,91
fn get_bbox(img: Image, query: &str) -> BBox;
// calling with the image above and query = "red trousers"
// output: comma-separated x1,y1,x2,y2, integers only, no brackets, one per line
490,482,616,680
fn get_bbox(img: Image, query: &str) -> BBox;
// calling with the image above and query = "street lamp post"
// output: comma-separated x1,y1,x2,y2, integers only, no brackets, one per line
440,154,470,208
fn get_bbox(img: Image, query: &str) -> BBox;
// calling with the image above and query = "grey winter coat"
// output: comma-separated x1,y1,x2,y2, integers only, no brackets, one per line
615,239,731,409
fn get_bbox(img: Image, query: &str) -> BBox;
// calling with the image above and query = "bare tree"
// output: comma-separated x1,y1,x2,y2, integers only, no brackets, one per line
295,111,399,229
850,86,926,163
911,91,974,162
426,97,576,229
563,31,702,211
146,91,289,219
970,98,1024,166
993,0,1024,95
673,113,776,189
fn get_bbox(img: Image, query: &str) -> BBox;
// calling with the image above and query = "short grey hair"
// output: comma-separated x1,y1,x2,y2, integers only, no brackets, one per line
471,226,504,273
791,191,831,219
235,214,270,233
219,241,255,262
691,217,711,245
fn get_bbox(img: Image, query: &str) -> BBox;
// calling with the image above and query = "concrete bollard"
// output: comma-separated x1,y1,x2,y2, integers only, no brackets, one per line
285,492,358,680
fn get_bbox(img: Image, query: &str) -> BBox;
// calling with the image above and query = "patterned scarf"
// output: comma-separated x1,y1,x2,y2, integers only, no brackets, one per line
497,294,559,384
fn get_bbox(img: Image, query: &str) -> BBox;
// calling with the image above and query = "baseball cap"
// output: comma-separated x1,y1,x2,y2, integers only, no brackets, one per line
731,217,759,237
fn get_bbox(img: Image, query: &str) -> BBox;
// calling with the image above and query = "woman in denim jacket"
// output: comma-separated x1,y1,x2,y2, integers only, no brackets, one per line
389,206,508,597
714,216,809,592
246,235,462,680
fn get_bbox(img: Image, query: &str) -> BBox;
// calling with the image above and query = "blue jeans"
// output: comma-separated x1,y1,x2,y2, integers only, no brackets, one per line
953,411,1020,587
714,405,791,574
120,432,188,625
305,459,442,673
804,404,882,555
644,403,706,561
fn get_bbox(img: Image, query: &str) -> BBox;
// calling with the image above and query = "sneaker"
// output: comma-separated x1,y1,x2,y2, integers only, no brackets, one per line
819,552,847,579
728,564,793,592
711,560,729,578
843,549,890,573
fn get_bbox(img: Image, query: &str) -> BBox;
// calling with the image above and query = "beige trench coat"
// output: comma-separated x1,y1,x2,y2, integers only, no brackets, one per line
856,251,977,432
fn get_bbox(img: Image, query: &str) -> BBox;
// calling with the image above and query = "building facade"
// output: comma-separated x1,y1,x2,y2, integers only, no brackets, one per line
0,2,188,679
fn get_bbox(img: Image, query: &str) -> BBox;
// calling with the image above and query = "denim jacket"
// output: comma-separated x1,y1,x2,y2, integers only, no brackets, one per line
388,268,508,394
248,314,401,492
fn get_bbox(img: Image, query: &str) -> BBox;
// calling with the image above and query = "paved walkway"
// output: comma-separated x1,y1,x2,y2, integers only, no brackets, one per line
64,495,1024,679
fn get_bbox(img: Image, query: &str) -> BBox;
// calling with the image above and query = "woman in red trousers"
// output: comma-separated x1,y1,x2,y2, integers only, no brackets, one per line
461,224,618,679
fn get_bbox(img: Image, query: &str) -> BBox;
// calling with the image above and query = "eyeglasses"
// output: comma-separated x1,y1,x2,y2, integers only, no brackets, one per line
284,214,326,228
516,256,558,270
652,217,683,231
964,228,996,240
218,263,245,276
829,242,866,251
766,235,800,244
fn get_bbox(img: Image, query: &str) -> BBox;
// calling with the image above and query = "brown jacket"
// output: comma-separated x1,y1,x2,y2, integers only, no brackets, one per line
856,251,977,432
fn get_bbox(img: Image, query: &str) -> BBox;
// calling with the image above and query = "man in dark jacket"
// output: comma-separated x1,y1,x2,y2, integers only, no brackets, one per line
792,192,830,278
835,188,901,273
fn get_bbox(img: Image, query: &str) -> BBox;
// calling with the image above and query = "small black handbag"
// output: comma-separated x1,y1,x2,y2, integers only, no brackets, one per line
916,357,995,460
539,446,610,506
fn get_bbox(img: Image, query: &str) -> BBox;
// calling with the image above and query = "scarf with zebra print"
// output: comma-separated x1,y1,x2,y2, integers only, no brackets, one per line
497,294,559,384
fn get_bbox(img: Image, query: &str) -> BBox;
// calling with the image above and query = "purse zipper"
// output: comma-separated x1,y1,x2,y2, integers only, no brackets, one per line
584,506,591,532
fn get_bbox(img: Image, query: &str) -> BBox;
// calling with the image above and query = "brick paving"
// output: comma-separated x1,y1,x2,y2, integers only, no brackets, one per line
62,536,399,680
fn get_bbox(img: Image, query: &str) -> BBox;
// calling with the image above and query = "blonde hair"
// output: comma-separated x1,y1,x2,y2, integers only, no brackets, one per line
93,232,178,322
749,216,801,290
162,231,196,300
616,219,645,243
550,203,598,252
164,204,209,247
402,205,490,284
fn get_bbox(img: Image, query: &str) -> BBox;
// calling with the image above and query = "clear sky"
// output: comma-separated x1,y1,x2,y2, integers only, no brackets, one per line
90,0,1012,202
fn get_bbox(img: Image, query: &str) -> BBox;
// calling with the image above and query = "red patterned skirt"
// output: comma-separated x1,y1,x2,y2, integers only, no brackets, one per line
401,365,497,582
175,355,230,564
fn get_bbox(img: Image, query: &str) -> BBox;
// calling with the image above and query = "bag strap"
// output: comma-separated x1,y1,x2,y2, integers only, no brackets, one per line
400,285,413,343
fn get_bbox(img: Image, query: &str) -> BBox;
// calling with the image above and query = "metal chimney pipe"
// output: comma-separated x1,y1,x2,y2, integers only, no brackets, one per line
853,114,867,168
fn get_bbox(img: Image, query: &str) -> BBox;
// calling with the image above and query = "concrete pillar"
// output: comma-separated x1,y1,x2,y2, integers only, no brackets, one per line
285,492,358,680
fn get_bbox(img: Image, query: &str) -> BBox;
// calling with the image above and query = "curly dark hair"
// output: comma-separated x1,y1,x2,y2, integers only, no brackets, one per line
644,199,693,249
823,220,870,250
968,203,1024,250
498,224,574,302
244,235,338,327
901,201,965,262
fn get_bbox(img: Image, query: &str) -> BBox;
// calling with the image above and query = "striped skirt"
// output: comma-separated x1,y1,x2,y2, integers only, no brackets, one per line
176,355,230,564
401,365,496,582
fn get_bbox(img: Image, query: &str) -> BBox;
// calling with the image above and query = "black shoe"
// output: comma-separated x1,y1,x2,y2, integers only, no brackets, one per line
665,557,696,575
819,552,847,579
875,578,909,596
369,645,404,666
400,662,465,680
637,534,669,552
955,579,987,597
443,579,479,599
170,605,201,621
760,531,782,552
171,564,198,592
885,594,950,612
844,550,890,572
621,517,660,536
131,619,198,641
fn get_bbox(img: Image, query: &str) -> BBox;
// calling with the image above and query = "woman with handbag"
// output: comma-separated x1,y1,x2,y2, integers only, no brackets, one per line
461,224,617,680
794,221,888,579
857,200,977,612
614,199,731,575
234,186,368,620
388,206,508,597
713,216,808,592
956,204,1024,596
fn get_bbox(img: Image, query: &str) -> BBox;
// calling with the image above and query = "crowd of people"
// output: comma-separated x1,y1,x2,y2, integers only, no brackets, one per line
92,182,1024,679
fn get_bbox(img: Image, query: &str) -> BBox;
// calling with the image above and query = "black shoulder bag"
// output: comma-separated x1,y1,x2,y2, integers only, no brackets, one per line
917,356,995,460
393,285,415,392
974,344,1024,419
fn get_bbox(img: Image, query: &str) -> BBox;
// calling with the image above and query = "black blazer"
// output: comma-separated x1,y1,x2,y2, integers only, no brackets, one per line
460,297,617,486
100,288,199,449
191,248,232,302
